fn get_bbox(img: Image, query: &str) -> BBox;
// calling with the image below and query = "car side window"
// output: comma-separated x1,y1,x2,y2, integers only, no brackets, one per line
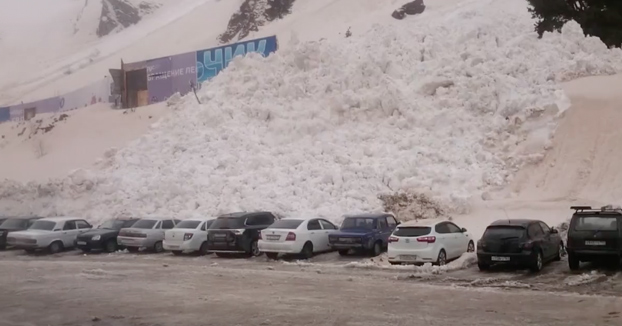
27,219,37,227
63,221,76,230
528,223,544,238
435,223,450,234
204,220,214,230
446,223,461,233
76,220,91,229
386,216,397,228
538,222,551,233
161,220,174,229
154,221,162,229
307,219,322,230
378,218,388,229
319,219,337,230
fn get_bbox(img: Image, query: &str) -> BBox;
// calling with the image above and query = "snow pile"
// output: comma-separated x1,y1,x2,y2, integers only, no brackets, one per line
343,252,477,274
2,0,622,223
564,271,608,286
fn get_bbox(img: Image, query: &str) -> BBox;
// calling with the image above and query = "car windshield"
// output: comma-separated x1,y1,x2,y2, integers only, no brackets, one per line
268,219,303,229
574,216,618,231
132,219,157,229
29,220,56,231
483,226,526,239
99,220,130,230
341,218,377,229
175,220,201,229
210,217,245,229
0,218,28,229
393,226,431,237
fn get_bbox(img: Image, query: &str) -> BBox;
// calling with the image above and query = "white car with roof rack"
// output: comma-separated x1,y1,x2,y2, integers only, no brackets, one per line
387,219,474,266
163,218,215,255
6,217,92,254
258,217,339,259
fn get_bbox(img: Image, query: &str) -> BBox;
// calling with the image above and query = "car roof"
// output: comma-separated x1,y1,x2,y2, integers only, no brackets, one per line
40,217,84,222
181,218,214,222
218,211,273,218
489,219,538,227
280,217,316,221
3,216,42,220
137,217,175,221
398,219,448,227
343,213,394,219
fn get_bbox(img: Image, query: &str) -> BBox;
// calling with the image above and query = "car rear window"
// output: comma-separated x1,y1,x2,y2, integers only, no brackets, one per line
268,219,303,229
483,226,526,239
341,218,377,229
574,216,618,231
29,220,56,231
0,218,28,229
210,217,245,229
175,220,202,229
393,226,431,237
132,219,157,229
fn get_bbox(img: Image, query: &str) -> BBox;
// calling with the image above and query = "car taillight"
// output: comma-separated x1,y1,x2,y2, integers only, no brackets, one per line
520,241,534,250
285,232,296,241
183,233,193,241
388,236,399,243
417,236,436,243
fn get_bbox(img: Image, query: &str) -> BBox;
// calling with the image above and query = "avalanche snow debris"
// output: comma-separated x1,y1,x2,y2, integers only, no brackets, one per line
2,0,622,224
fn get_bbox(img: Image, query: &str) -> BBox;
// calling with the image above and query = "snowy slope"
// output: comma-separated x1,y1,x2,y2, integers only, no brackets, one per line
1,0,621,225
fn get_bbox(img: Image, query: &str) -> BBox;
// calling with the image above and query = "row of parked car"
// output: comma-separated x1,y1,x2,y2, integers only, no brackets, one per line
1,205,620,272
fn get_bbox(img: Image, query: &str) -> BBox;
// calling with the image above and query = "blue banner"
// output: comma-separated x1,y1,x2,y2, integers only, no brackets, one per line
0,107,9,123
196,35,278,83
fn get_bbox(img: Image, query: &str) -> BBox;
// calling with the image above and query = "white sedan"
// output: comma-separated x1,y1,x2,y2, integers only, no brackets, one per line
387,219,475,266
163,218,214,255
258,217,339,259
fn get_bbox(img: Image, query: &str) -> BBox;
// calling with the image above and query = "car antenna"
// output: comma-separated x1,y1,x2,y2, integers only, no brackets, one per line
503,208,510,222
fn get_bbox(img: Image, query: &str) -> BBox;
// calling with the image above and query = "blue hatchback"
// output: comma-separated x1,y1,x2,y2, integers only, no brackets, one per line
329,213,400,256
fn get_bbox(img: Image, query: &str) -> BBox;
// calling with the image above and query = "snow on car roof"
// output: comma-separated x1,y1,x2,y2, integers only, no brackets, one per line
398,219,448,227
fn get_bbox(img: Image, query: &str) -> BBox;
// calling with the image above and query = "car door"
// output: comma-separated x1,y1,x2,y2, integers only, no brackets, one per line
377,217,391,244
386,215,398,233
318,219,337,252
434,223,454,257
161,220,175,240
61,221,79,247
527,223,548,257
306,219,323,252
446,222,466,258
537,221,557,259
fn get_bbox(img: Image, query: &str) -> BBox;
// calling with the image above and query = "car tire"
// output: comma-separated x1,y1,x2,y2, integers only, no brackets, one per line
338,249,349,256
477,262,490,271
300,242,313,260
48,241,63,254
529,249,544,272
370,241,382,257
467,241,475,253
199,242,210,255
172,250,183,256
435,249,447,266
568,252,580,270
153,241,164,253
127,247,139,253
554,242,564,261
266,252,279,260
104,239,118,253
249,240,261,257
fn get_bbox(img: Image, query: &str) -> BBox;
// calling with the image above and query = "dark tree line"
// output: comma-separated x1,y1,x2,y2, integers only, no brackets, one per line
528,0,622,48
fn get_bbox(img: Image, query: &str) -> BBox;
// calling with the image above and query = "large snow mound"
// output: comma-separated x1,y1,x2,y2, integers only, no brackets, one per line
2,0,622,224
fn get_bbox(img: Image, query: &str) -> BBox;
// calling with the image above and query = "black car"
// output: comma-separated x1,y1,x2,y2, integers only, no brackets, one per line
207,211,277,258
75,218,139,253
0,216,42,249
567,205,622,270
477,219,564,272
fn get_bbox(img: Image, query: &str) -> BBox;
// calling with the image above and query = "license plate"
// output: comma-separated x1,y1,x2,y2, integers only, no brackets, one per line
585,241,606,246
266,235,280,241
399,255,417,261
491,256,510,262
77,241,87,245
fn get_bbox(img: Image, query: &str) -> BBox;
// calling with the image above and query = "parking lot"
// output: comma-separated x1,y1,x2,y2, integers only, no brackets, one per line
0,248,620,326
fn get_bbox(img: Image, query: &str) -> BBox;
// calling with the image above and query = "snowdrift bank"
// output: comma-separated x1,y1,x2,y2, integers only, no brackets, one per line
2,0,622,224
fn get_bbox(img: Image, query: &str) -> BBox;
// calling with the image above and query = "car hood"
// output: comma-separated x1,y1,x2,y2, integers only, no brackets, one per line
9,230,53,238
81,229,118,237
334,228,374,236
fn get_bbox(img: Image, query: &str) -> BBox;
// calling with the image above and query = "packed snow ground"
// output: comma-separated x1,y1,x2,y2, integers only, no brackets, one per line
2,0,622,225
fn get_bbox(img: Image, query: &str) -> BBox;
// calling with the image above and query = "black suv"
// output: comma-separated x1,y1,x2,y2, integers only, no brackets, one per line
75,218,139,253
207,211,277,258
0,216,42,249
567,205,622,270
477,219,564,272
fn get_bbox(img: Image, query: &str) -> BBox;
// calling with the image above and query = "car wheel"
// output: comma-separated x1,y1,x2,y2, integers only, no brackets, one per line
104,240,118,253
48,241,63,254
266,252,279,260
530,250,544,272
300,242,313,260
172,250,183,256
153,241,164,253
250,240,261,257
338,249,349,256
568,253,580,270
199,242,210,255
127,247,140,253
477,262,490,271
467,241,475,253
370,241,382,257
554,242,564,261
436,249,447,266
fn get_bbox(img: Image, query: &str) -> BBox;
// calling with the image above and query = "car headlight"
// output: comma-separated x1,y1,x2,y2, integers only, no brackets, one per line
91,235,101,241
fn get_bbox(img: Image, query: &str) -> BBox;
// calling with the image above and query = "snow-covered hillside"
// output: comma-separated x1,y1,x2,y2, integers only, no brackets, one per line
1,0,621,225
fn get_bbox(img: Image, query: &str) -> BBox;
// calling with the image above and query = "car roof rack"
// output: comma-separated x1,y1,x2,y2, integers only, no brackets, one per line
570,205,622,214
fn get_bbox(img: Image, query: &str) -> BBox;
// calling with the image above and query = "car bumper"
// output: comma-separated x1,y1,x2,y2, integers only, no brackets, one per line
387,247,437,264
567,248,622,257
258,240,303,254
163,240,197,252
477,252,533,265
117,236,153,248
74,239,105,251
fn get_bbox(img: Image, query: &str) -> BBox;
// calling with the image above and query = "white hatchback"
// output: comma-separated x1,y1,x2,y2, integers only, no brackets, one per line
258,217,339,259
387,219,475,266
163,218,214,255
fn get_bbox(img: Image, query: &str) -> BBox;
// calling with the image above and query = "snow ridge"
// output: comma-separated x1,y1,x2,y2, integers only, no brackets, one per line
1,0,622,224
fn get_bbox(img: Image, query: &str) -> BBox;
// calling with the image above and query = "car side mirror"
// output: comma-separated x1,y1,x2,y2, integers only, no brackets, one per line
461,227,467,232
396,221,401,225
550,228,558,234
